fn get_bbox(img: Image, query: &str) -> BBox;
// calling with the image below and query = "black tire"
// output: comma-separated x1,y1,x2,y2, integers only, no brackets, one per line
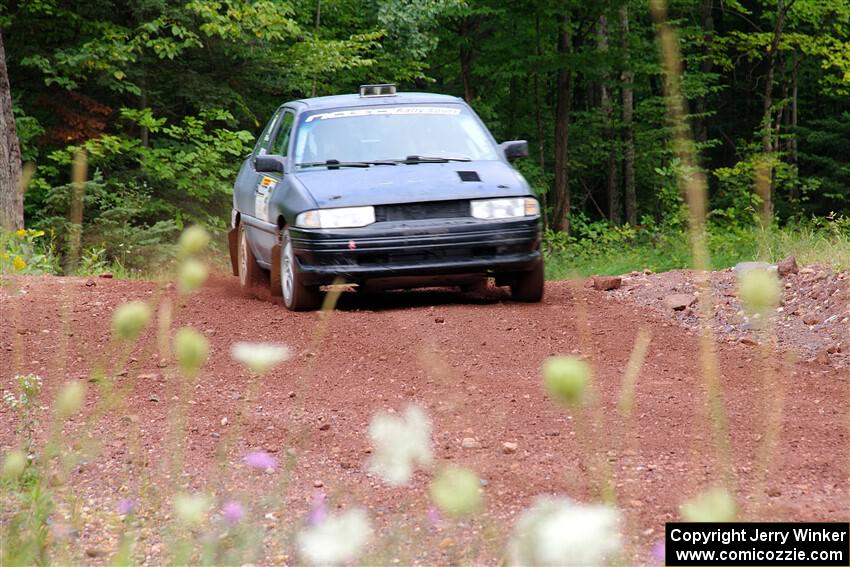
510,259,544,302
237,223,264,292
280,228,323,311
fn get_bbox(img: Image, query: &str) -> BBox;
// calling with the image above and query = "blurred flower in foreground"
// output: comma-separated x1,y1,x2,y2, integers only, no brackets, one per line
543,356,590,407
738,268,781,316
651,540,666,565
117,499,136,516
243,451,278,472
426,506,443,529
507,496,622,566
297,508,372,566
230,342,291,375
368,405,432,486
177,258,208,294
56,381,85,418
222,500,244,525
174,327,209,377
307,491,328,526
178,225,210,257
112,301,152,341
680,487,736,522
429,466,482,517
174,493,211,525
2,449,27,479
13,255,26,271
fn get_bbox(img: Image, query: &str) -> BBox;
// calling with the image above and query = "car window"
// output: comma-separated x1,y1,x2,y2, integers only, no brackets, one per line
254,108,283,157
271,111,295,156
293,104,499,164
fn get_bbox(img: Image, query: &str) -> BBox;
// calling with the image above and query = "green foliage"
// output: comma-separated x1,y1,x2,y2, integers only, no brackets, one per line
4,0,850,273
0,229,61,275
545,215,850,278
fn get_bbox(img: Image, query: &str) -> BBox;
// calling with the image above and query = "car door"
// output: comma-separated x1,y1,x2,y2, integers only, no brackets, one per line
234,107,283,219
246,108,297,266
254,109,294,224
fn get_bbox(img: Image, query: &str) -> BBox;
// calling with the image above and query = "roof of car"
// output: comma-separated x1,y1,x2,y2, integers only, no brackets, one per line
292,92,463,111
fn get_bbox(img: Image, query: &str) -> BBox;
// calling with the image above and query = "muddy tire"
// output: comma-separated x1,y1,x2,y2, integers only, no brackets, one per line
280,228,322,311
238,224,264,292
510,259,544,303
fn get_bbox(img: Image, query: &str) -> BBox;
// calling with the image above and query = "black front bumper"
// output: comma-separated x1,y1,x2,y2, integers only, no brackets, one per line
290,217,541,285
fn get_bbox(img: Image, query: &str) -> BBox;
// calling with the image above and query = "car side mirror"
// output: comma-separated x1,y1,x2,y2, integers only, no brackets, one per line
498,140,529,161
255,155,286,174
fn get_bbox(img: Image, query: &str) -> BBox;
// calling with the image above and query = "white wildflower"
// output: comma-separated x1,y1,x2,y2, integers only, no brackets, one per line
368,404,432,486
297,508,372,566
507,496,622,566
230,342,291,375
3,391,18,409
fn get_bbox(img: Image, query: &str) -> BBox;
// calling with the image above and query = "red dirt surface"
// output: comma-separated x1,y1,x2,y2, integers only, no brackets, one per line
1,274,848,564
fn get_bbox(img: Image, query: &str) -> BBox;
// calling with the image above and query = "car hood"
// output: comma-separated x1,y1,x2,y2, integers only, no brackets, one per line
293,161,529,208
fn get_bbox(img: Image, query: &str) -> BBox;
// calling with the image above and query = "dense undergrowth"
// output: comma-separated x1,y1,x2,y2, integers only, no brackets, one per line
544,215,850,279
4,215,848,283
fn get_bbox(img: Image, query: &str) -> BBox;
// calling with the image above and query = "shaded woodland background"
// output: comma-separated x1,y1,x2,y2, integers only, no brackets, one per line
2,0,850,273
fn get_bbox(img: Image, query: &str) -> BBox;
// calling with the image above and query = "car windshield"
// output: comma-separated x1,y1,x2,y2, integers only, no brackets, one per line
293,104,500,166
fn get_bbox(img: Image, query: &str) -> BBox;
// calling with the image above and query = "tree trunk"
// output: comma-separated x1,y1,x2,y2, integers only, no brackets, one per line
598,15,620,225
620,5,637,226
552,15,573,233
311,0,321,97
760,0,790,219
459,17,476,103
790,50,799,200
534,11,547,229
0,30,23,231
694,0,714,145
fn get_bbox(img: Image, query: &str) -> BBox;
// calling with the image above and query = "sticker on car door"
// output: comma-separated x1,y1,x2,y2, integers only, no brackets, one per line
255,176,277,221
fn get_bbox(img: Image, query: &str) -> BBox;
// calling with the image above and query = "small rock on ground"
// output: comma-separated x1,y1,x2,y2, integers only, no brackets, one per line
663,294,696,311
592,276,622,291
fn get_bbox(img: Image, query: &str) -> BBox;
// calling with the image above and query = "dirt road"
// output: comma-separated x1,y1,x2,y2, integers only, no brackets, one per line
1,274,847,564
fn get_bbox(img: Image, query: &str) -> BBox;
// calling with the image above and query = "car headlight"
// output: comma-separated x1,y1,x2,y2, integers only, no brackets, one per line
470,197,540,219
295,206,376,229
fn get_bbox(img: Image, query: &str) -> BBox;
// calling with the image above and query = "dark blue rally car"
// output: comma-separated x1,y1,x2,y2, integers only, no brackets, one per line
228,84,543,311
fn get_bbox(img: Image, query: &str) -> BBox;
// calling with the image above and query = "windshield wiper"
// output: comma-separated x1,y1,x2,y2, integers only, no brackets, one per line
296,159,399,169
393,155,472,164
297,160,370,169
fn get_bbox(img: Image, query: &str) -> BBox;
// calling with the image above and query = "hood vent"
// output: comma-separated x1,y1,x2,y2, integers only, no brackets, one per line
457,171,481,182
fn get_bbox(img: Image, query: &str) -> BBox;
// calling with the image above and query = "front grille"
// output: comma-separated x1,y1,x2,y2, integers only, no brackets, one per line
375,200,470,222
359,242,530,265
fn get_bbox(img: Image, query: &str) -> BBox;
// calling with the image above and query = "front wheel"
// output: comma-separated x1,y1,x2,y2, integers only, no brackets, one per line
510,259,544,303
280,229,322,311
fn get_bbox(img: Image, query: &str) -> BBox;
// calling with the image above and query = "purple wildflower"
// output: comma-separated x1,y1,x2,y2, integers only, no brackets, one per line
118,498,136,515
243,451,278,472
651,540,665,564
222,500,244,525
307,491,328,526
426,506,443,529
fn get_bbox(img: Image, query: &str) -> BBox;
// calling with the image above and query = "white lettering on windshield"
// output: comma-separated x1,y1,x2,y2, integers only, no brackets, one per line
304,106,462,123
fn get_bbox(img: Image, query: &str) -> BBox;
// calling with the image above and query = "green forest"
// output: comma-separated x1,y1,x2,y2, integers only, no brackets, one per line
2,0,850,276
